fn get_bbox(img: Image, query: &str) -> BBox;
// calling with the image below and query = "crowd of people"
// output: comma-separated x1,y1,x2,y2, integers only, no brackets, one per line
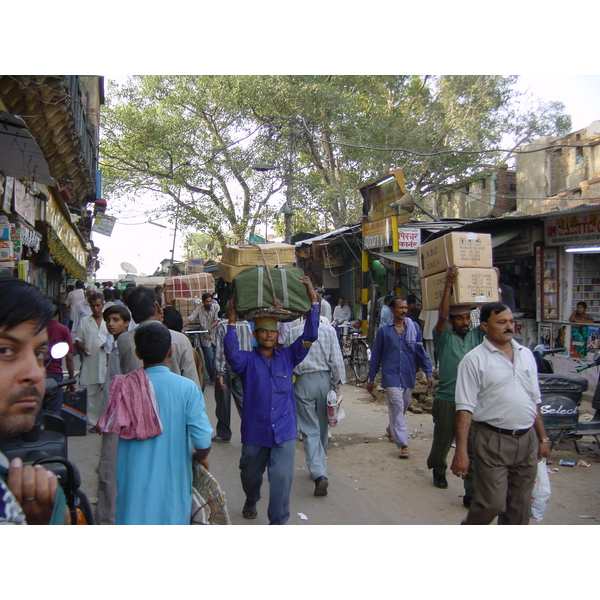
0,268,552,526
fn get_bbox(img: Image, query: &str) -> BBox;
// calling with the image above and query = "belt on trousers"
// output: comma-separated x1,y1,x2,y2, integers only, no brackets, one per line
480,422,531,437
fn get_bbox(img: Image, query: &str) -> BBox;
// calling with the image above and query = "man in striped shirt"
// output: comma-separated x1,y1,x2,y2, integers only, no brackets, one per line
213,318,253,442
285,316,345,496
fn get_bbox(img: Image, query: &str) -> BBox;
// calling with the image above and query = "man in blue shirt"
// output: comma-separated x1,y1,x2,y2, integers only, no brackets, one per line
224,276,319,525
367,297,433,459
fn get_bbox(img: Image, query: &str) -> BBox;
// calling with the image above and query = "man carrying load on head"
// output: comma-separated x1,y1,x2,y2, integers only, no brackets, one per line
224,276,319,525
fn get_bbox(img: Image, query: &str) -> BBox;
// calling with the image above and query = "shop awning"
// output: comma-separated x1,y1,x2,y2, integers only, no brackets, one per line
373,251,419,268
372,223,532,268
0,112,55,186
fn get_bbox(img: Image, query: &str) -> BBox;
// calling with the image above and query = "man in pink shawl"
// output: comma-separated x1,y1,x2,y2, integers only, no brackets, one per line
101,321,212,524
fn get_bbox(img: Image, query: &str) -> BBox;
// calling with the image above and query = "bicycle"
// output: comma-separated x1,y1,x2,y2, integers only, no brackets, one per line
338,324,370,384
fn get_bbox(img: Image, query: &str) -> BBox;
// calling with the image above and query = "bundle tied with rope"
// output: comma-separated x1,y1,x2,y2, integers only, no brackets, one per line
231,244,311,322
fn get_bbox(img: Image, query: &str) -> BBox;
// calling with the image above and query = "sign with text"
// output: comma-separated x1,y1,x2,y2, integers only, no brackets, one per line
545,211,600,246
363,218,393,249
398,227,420,250
92,214,117,237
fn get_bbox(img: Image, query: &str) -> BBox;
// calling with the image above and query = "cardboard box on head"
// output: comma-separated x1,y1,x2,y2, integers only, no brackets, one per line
418,232,493,278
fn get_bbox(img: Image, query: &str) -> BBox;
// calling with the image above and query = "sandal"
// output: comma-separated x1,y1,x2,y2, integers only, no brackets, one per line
384,427,395,443
399,446,410,459
242,500,257,520
88,426,102,434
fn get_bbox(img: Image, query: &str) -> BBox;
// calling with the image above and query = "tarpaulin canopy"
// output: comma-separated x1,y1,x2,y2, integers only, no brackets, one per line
0,111,55,186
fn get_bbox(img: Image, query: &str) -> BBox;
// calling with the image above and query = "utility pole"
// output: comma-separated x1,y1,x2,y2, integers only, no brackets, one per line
283,115,295,244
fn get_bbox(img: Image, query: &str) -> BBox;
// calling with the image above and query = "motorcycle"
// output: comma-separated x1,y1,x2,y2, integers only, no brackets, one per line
534,345,600,450
0,342,94,524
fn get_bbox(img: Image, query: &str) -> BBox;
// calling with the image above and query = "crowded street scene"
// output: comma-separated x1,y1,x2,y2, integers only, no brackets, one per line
1,67,600,598
2,74,599,527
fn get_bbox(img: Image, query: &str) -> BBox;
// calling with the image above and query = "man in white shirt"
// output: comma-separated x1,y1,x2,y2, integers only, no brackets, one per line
450,302,551,525
183,293,220,383
332,297,351,325
71,285,97,335
64,279,85,331
285,316,345,496
316,287,332,323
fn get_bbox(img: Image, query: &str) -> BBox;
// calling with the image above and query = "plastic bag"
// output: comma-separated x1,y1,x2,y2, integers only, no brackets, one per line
327,390,345,426
531,459,551,522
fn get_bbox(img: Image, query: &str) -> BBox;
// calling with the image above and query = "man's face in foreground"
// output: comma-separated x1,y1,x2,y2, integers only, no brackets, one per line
0,320,48,437
483,309,515,347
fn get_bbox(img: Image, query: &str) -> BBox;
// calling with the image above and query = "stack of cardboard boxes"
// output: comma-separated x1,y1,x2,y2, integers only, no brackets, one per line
217,243,296,282
419,232,499,311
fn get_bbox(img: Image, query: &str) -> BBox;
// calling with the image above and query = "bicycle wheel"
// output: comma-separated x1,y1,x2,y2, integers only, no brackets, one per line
351,340,369,383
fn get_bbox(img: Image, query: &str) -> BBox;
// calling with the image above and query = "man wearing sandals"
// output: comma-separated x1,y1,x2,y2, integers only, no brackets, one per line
367,296,433,459
224,276,319,524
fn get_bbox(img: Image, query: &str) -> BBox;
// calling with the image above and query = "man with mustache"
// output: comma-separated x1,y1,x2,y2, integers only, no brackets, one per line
450,302,551,525
367,296,433,459
0,275,69,524
426,266,484,498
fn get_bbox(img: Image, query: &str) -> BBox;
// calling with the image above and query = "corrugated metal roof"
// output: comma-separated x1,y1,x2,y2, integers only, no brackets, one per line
294,224,361,246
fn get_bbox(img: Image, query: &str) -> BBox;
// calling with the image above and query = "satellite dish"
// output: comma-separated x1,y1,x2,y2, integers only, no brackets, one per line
120,261,138,275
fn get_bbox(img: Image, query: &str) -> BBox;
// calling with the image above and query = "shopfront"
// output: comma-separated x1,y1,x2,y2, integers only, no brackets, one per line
536,207,600,382
44,196,88,284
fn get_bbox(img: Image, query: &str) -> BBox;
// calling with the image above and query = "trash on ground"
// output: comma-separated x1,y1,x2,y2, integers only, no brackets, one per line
559,460,576,467
577,460,591,467
297,512,308,520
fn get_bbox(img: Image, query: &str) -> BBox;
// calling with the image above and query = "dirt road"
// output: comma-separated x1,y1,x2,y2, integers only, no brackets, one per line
70,374,600,525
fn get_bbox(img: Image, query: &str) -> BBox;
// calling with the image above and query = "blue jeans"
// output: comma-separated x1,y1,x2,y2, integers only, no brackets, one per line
239,439,296,525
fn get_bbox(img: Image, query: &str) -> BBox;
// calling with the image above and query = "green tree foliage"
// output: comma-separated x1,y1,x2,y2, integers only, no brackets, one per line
101,75,571,240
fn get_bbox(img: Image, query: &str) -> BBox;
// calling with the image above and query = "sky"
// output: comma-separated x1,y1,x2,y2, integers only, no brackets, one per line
91,74,600,280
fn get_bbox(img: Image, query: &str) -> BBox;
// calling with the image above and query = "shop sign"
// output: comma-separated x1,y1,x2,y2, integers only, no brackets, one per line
494,226,542,259
363,218,393,249
13,179,36,226
321,244,344,268
398,227,420,250
544,211,600,246
45,197,87,268
2,176,14,212
18,222,42,253
91,213,116,236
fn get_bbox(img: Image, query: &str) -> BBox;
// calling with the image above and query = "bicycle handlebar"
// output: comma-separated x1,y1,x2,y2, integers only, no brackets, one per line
575,355,600,372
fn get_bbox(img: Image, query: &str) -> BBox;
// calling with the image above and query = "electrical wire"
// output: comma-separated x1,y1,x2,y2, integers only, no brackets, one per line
294,115,599,158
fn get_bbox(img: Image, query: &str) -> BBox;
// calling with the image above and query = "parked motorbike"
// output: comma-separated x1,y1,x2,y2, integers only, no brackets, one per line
0,342,94,524
576,353,600,421
533,345,600,450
